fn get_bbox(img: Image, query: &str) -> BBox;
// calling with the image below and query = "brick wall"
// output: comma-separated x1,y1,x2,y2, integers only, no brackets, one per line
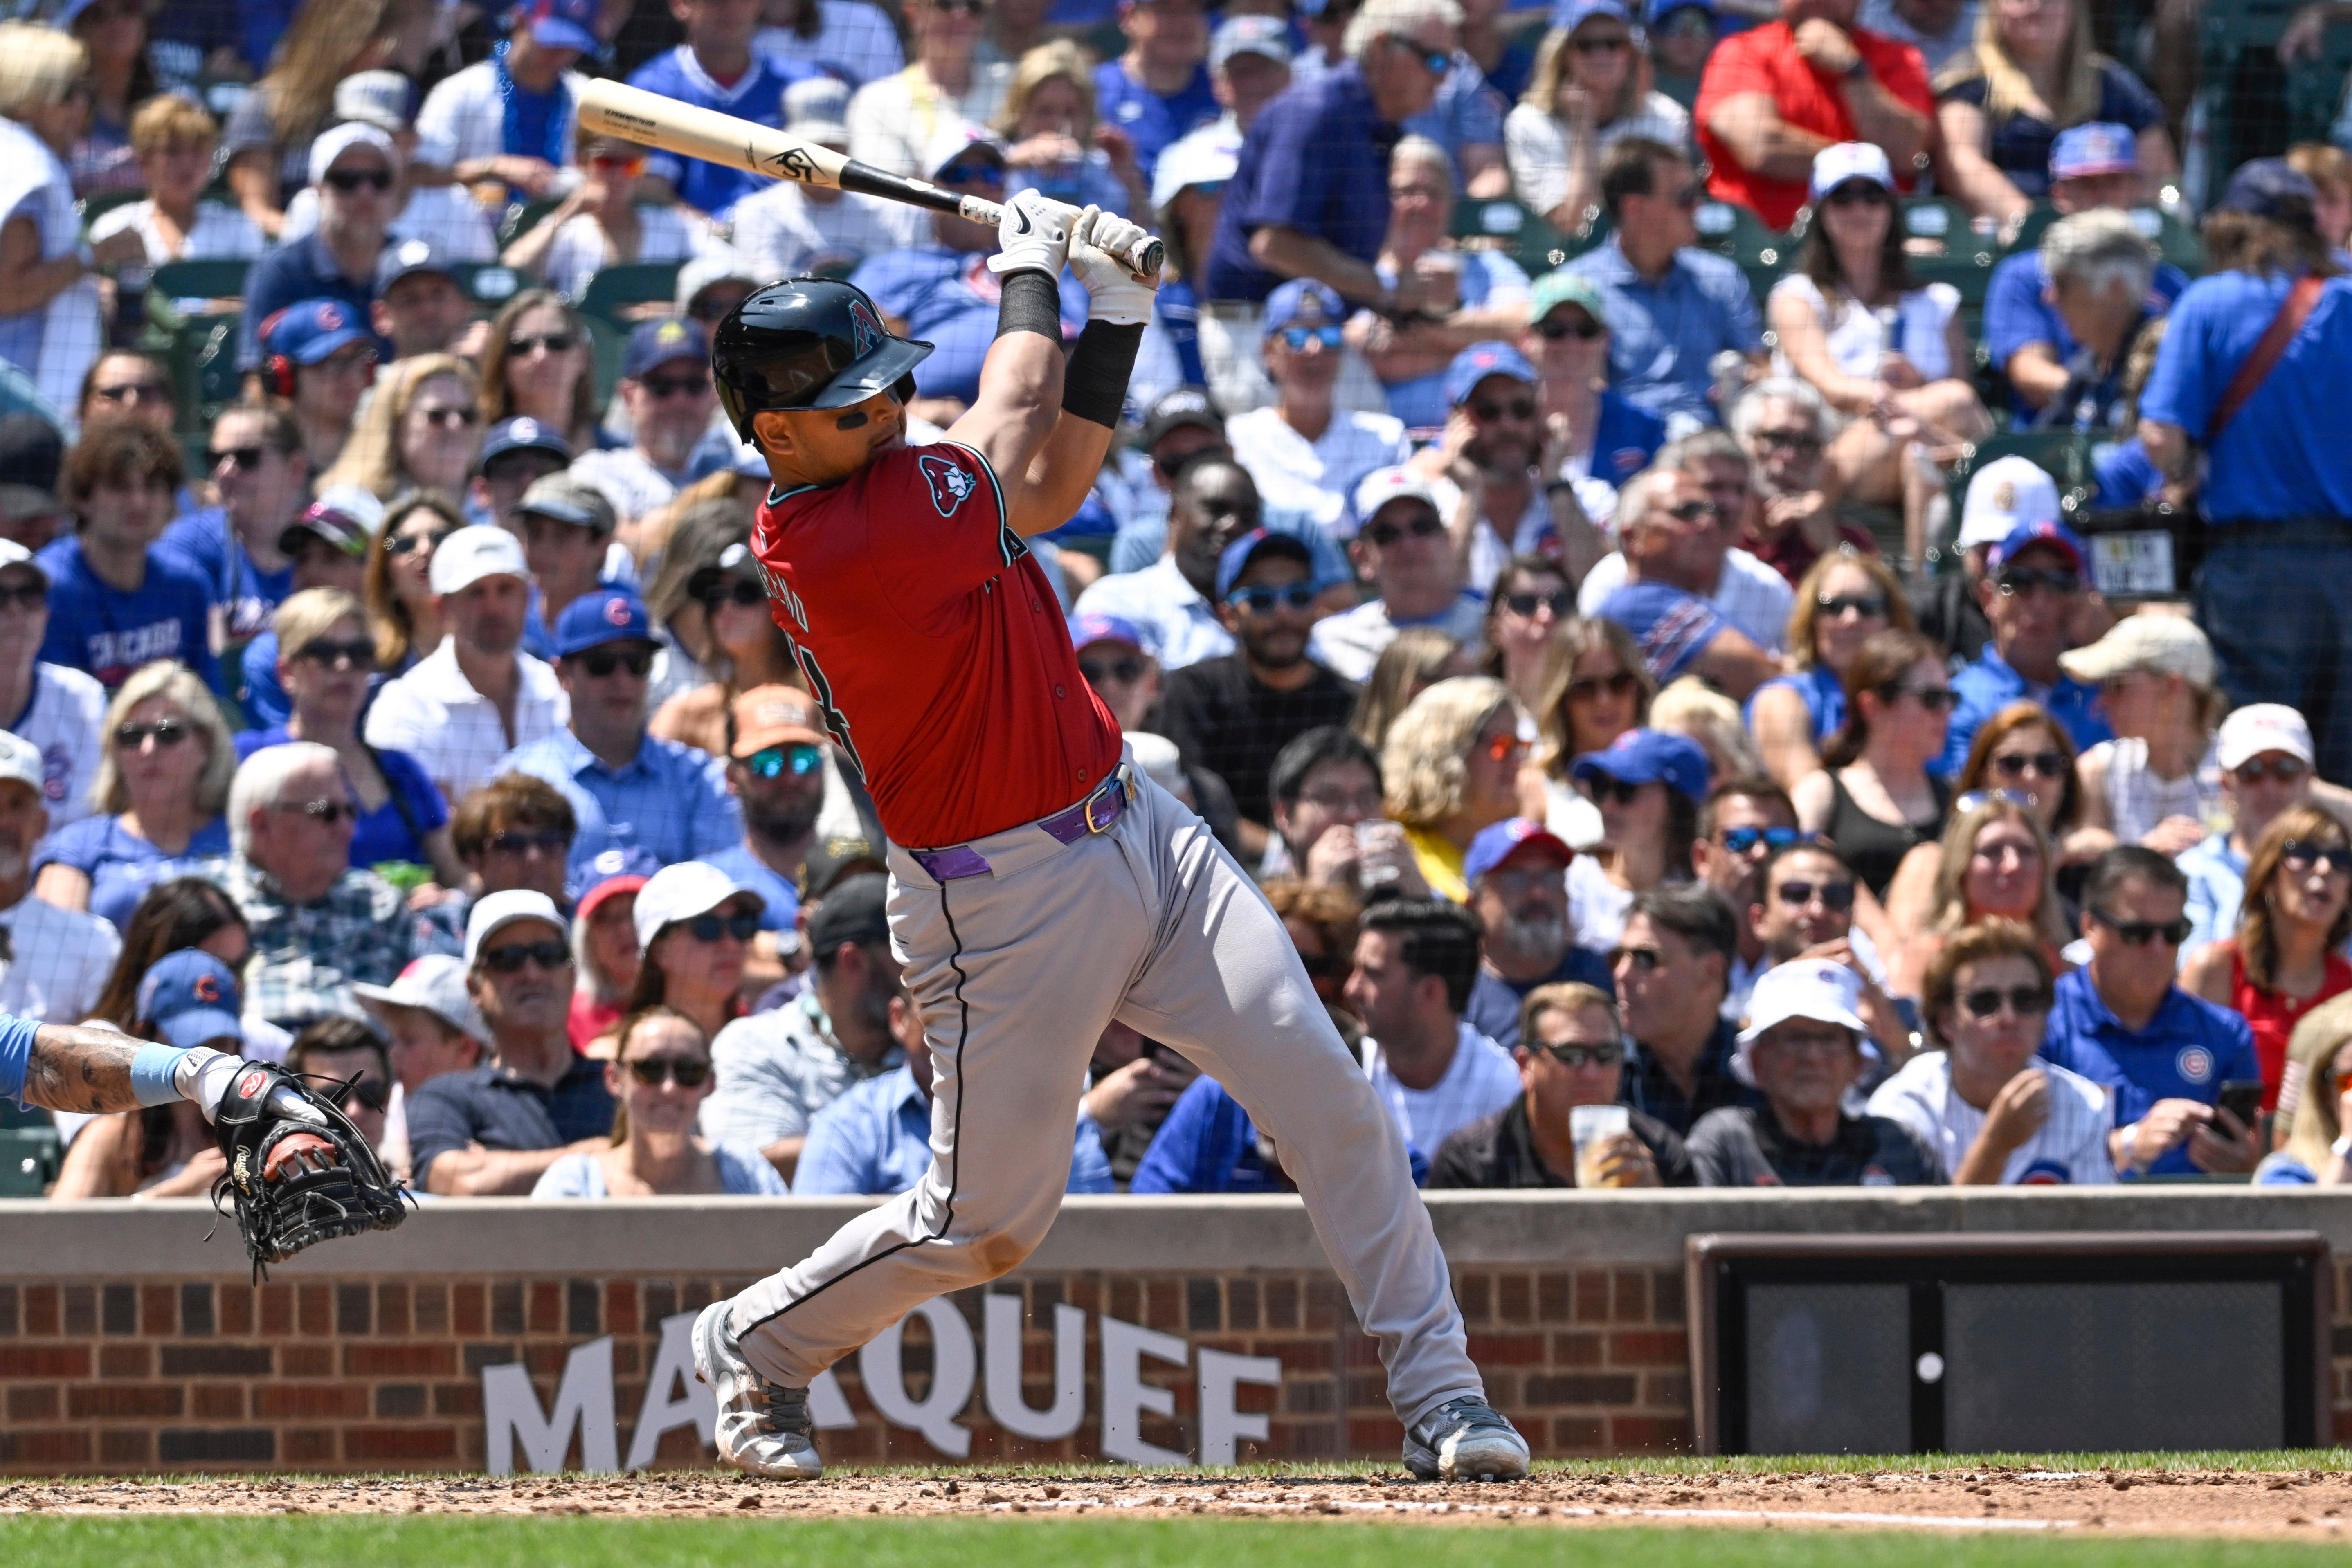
0,1265,1693,1474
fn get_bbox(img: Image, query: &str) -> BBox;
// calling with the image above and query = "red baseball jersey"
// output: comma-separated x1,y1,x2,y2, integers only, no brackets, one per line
749,439,1124,849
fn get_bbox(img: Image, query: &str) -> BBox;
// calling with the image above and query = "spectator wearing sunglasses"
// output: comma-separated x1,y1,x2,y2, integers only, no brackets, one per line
650,542,806,756
274,73,502,266
706,874,902,1182
1380,676,1527,903
1612,881,1755,1134
498,589,740,887
625,0,818,220
1309,466,1485,683
2179,706,2352,961
1793,627,1951,901
2181,806,2352,1115
1432,980,1693,1186
1587,470,1782,700
1938,520,2113,777
1566,726,1708,954
1870,917,2113,1183
1749,836,1907,1054
533,1006,787,1197
570,319,723,528
441,774,578,939
236,124,400,377
317,354,484,506
1516,271,1665,500
0,538,105,843
1227,279,1412,536
1563,139,1764,429
1158,531,1360,858
1580,448,1795,657
161,409,307,667
1727,382,1883,591
1689,957,1938,1186
367,524,570,806
697,687,834,963
408,890,614,1195
1506,2,1691,239
625,861,765,1045
1423,341,1612,596
1460,819,1612,1049
2037,846,2259,1177
1748,548,1911,791
187,742,414,1030
234,589,461,887
1691,775,1800,988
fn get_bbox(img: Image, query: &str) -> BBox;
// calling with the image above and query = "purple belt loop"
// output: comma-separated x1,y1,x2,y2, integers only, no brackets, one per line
911,844,993,881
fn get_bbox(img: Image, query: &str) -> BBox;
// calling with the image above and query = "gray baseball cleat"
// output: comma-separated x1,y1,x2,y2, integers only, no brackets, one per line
693,1298,824,1480
1403,1395,1531,1482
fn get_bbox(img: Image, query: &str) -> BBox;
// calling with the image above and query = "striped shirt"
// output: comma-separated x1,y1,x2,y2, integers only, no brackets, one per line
1363,1022,1521,1162
1866,1051,2116,1185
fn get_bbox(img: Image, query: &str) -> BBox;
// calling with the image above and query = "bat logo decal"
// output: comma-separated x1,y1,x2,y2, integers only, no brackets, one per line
764,144,818,182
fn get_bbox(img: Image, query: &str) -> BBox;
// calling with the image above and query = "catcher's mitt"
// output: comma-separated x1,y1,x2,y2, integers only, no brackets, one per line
208,1062,409,1278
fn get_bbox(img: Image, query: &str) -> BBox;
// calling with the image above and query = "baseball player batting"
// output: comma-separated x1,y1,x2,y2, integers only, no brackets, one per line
690,191,1529,1483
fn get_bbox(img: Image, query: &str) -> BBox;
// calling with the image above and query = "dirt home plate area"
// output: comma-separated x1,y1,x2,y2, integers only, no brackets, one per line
7,1464,2352,1537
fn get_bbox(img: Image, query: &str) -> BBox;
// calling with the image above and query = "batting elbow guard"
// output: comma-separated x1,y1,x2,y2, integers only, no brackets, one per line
1061,321,1145,429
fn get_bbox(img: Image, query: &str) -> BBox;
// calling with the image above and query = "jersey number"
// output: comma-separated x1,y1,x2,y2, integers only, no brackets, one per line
780,631,865,783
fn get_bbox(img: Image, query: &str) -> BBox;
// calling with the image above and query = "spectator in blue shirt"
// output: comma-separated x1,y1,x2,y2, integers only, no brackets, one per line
797,977,1114,1195
1202,0,1461,317
1938,519,2112,776
626,0,817,219
2022,210,2168,438
1401,4,1510,199
2039,847,2263,1177
1984,123,2188,419
1462,818,1614,1046
497,588,741,885
236,123,397,374
1593,467,1780,698
2139,159,2352,785
1093,0,1222,186
36,422,218,693
160,406,304,656
1565,137,1764,428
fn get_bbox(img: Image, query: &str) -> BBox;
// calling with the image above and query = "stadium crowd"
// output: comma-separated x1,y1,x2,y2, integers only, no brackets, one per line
8,0,2352,1200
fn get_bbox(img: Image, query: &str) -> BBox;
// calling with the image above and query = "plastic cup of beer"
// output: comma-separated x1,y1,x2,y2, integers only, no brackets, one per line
1569,1104,1633,1188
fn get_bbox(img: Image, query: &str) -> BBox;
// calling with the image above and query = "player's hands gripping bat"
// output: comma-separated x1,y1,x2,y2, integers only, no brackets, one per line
1067,206,1161,323
575,79,1163,279
208,1062,408,1279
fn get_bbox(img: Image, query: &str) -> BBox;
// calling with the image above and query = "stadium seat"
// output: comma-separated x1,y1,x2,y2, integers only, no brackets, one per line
145,257,251,310
452,262,528,311
1897,197,1998,306
1693,200,1790,307
76,186,147,236
576,260,684,319
584,314,628,405
497,194,568,248
1449,195,1576,279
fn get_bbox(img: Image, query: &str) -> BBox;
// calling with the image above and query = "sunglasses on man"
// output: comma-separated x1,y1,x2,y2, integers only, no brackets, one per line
747,743,825,780
1226,582,1316,614
2086,906,2194,947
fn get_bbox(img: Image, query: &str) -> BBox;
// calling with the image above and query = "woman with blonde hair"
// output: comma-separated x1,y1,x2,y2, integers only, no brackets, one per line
33,661,235,928
2258,991,2352,1180
531,1007,786,1197
992,41,1144,220
1650,676,1765,785
1524,616,1653,847
1884,701,2086,941
1351,627,1471,752
1934,0,2175,225
0,21,102,415
1381,675,1527,902
320,355,484,502
364,490,465,678
220,0,435,234
1891,793,2073,997
2182,806,2352,1116
475,288,600,451
1749,548,1912,791
86,97,267,291
1503,0,1688,234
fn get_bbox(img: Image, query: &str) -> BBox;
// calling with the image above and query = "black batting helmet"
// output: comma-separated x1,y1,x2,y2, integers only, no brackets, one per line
710,277,933,439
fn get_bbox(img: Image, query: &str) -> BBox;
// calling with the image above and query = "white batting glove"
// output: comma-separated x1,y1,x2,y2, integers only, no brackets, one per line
1068,205,1160,326
987,190,1077,278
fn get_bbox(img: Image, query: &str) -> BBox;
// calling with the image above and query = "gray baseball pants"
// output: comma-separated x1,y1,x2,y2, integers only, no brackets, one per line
726,764,1483,1428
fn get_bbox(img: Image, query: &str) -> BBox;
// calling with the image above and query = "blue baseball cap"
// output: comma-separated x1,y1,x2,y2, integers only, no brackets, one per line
1261,278,1345,339
1988,519,2087,576
2048,122,2138,183
622,316,711,381
2217,157,2319,224
511,0,599,53
1569,728,1711,804
1463,817,1576,886
1647,0,1713,25
554,589,656,658
1554,0,1632,30
137,950,244,1051
1070,612,1149,654
1213,528,1313,602
375,236,457,294
261,298,371,366
1443,341,1539,409
481,415,573,467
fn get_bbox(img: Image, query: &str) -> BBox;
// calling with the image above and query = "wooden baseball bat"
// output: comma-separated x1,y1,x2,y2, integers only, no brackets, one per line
575,79,1164,278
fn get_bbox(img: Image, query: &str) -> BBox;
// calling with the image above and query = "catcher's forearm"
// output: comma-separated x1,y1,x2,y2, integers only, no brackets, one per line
23,1023,146,1114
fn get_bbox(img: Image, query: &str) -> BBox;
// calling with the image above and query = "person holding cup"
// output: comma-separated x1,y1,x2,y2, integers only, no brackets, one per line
1687,958,1943,1185
1430,980,1694,1187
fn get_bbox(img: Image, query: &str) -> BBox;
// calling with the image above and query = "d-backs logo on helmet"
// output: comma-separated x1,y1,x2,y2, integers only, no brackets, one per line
918,453,977,517
849,299,884,359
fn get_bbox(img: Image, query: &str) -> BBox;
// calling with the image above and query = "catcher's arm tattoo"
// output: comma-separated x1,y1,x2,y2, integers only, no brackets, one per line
23,1023,148,1114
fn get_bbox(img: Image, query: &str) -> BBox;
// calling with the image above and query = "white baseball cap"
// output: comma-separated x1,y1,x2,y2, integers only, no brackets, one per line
1125,731,1187,800
2057,612,2215,688
309,121,397,188
429,523,531,597
923,121,1002,183
1150,123,1240,213
465,889,567,968
1732,959,1868,1086
353,954,490,1045
1808,141,1894,203
632,861,761,953
2216,703,2316,772
0,536,45,586
0,729,42,795
1352,465,1454,529
1958,456,2060,550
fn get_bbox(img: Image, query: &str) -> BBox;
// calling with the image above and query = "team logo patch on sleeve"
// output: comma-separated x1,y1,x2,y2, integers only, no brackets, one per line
918,453,977,517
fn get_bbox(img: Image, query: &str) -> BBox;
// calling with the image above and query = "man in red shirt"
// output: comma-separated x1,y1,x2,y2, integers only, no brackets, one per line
1693,0,1933,230
688,195,1527,1486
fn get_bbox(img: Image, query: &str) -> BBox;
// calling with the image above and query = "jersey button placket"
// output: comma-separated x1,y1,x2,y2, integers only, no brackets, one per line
1054,684,1066,699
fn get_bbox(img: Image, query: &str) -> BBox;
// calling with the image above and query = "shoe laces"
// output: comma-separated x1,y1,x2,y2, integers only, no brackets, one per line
1423,1396,1503,1435
757,1379,810,1434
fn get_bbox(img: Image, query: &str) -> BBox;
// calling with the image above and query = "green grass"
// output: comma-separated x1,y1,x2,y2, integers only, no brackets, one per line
1,1517,2348,1568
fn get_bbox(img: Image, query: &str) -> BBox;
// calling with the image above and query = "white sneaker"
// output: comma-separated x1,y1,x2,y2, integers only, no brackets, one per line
692,1299,823,1480
1402,1396,1530,1482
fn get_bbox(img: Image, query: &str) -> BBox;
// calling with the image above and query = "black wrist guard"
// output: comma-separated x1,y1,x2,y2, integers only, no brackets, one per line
996,270,1063,341
1061,320,1145,429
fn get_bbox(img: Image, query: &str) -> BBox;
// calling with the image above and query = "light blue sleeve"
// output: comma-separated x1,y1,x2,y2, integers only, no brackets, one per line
716,1142,791,1195
0,1011,38,1106
1066,1113,1114,1195
529,1152,600,1198
791,1095,871,1195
